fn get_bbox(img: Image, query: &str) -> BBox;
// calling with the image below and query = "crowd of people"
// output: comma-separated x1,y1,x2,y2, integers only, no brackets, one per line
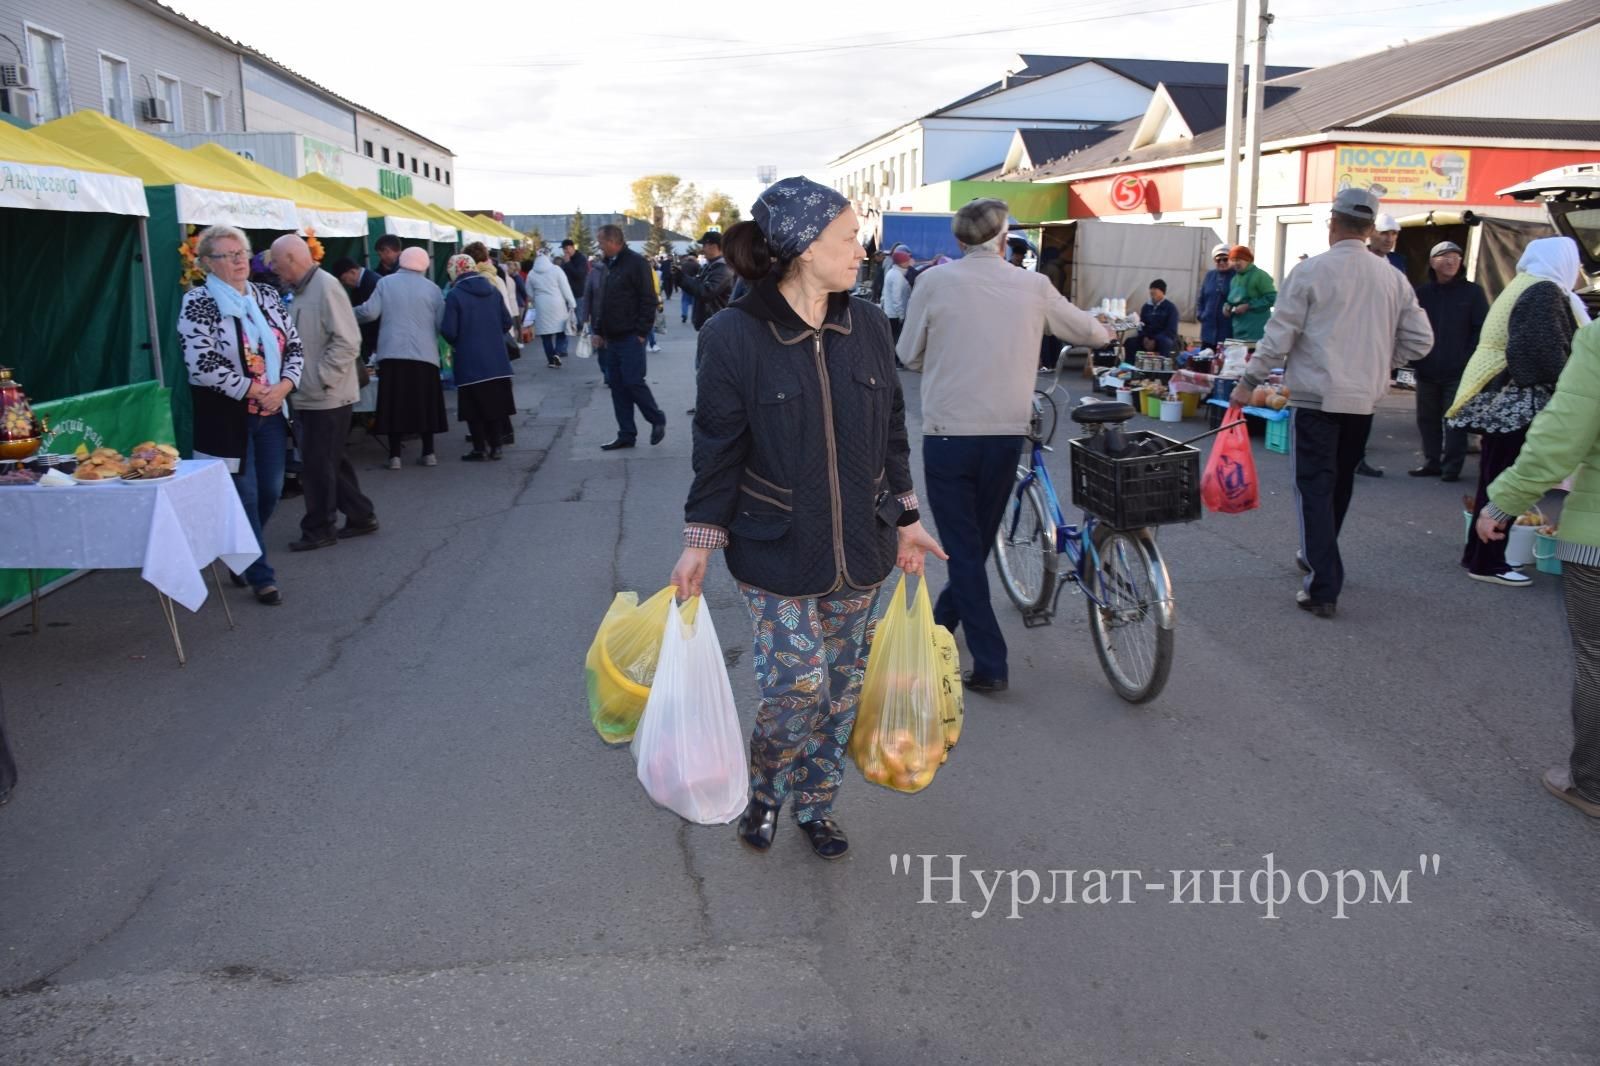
664,178,1599,859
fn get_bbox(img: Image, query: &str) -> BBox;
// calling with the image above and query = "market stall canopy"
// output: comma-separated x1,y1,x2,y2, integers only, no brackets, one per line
467,214,523,243
0,123,147,216
186,143,366,237
298,172,435,241
32,111,298,231
442,208,504,248
391,195,460,244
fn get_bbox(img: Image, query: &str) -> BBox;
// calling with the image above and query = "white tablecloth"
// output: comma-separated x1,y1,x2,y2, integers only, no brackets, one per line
0,459,261,612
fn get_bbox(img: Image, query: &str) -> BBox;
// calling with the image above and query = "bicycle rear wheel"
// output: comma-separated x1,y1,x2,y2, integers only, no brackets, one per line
994,478,1057,614
1086,527,1173,703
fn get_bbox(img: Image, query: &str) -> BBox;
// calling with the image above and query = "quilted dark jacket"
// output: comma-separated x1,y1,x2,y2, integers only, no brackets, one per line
685,276,914,598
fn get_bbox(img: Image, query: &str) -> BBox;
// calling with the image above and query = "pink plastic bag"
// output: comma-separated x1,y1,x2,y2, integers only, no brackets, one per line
1201,404,1260,514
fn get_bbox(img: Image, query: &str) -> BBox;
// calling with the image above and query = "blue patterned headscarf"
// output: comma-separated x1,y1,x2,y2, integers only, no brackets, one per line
752,177,850,259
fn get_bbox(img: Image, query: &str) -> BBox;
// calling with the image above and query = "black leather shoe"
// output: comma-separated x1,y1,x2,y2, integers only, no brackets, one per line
288,535,337,552
799,818,849,860
1440,471,1461,483
254,585,283,606
650,421,666,446
229,571,248,588
1408,465,1442,478
337,519,379,539
1356,460,1385,478
461,451,488,462
488,447,503,461
737,800,779,852
600,438,636,451
963,671,1009,694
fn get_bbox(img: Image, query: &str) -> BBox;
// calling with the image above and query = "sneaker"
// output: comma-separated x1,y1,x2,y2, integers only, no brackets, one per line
387,457,402,471
1469,570,1532,587
420,453,438,467
1542,767,1600,817
1295,590,1336,618
648,344,662,353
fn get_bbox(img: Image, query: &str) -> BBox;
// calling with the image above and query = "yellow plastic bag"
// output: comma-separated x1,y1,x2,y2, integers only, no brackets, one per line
584,588,699,744
932,625,964,761
850,576,958,793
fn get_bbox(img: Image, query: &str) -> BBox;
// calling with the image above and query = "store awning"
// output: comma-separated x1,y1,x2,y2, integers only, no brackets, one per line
187,143,367,237
297,172,435,241
391,195,460,244
32,111,298,231
462,213,522,243
0,123,148,216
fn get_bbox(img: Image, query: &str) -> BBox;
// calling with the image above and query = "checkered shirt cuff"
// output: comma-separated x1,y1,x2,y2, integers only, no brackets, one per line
683,524,728,550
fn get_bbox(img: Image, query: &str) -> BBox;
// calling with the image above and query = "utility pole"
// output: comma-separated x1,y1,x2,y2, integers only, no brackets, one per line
1221,0,1248,246
1241,0,1274,248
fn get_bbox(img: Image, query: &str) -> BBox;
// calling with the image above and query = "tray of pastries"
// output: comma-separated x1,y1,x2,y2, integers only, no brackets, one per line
124,441,180,480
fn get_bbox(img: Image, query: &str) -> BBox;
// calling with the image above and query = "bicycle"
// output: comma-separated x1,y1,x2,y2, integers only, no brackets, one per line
993,365,1217,703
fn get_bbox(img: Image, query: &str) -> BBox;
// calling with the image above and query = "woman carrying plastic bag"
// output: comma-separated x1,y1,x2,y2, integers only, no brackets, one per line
668,179,944,860
630,598,749,824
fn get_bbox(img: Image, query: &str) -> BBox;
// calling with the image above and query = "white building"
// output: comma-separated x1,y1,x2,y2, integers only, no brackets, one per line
824,55,1304,220
0,0,457,206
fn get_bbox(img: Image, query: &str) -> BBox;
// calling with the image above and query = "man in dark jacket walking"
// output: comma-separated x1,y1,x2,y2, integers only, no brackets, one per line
676,231,734,331
1410,241,1488,481
594,224,666,450
559,239,588,296
332,257,381,365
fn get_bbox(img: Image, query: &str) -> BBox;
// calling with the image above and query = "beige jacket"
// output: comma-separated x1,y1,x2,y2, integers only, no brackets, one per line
897,247,1112,435
1241,239,1433,414
288,267,362,410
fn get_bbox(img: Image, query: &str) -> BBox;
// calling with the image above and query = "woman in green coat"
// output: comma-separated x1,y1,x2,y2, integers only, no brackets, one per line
1475,318,1600,819
1223,244,1276,342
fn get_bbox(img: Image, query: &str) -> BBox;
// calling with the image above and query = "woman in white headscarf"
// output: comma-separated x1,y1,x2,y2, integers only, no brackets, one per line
1450,236,1591,586
527,250,577,368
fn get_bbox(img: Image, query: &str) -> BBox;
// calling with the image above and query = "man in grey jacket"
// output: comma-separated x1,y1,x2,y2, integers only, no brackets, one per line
1232,188,1432,616
271,236,377,550
898,199,1111,692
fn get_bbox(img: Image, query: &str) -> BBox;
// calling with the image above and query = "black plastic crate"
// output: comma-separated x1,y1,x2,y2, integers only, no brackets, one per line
1069,431,1202,529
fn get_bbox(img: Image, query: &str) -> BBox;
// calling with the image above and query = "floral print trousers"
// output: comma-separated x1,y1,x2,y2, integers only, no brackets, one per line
740,585,882,825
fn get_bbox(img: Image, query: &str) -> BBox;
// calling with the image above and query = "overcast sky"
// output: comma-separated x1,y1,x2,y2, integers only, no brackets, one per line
168,0,1555,216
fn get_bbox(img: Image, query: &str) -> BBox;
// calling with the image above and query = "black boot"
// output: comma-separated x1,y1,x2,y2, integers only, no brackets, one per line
736,799,779,852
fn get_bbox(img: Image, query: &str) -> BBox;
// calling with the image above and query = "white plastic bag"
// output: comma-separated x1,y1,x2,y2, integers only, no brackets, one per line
630,598,748,824
574,331,593,360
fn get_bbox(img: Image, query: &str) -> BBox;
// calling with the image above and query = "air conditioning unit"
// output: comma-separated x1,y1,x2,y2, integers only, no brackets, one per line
7,92,37,124
141,97,172,123
0,64,31,89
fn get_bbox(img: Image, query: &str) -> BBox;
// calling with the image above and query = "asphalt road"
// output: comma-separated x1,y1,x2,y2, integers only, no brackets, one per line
2,315,1596,1065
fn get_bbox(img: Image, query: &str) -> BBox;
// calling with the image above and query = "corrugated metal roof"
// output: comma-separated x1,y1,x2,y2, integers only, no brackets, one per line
1038,0,1600,179
1355,115,1600,140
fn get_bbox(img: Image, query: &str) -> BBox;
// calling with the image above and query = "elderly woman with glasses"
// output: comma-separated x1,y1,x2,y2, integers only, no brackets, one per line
177,225,304,606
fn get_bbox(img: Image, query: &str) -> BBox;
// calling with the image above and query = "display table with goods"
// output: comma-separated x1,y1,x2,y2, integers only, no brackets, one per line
0,455,261,665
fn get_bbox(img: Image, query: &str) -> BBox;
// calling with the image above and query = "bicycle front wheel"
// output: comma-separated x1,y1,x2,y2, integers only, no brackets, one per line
994,478,1057,614
1087,527,1173,703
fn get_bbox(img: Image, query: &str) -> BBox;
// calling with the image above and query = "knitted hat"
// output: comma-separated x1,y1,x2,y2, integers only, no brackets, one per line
1229,245,1254,262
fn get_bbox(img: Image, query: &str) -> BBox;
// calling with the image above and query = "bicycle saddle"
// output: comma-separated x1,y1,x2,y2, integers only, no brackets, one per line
1070,401,1137,425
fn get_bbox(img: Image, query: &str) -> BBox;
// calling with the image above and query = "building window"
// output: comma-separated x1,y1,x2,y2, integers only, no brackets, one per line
410,158,418,174
422,162,430,178
381,146,391,164
396,151,405,168
910,149,918,186
156,73,182,131
444,171,450,186
203,89,224,132
24,26,69,123
363,139,374,158
99,52,133,124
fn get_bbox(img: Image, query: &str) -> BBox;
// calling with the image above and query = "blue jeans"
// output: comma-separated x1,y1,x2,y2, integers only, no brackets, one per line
539,332,569,360
680,291,694,321
233,414,287,589
922,434,1025,681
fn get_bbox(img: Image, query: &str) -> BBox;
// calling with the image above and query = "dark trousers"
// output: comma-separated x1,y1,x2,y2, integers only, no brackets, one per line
1292,409,1373,605
1563,563,1600,802
1462,427,1529,576
1415,377,1467,475
467,420,501,452
923,434,1025,681
297,405,374,539
540,332,569,361
606,334,664,442
233,414,287,589
388,433,434,459
1123,334,1175,361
